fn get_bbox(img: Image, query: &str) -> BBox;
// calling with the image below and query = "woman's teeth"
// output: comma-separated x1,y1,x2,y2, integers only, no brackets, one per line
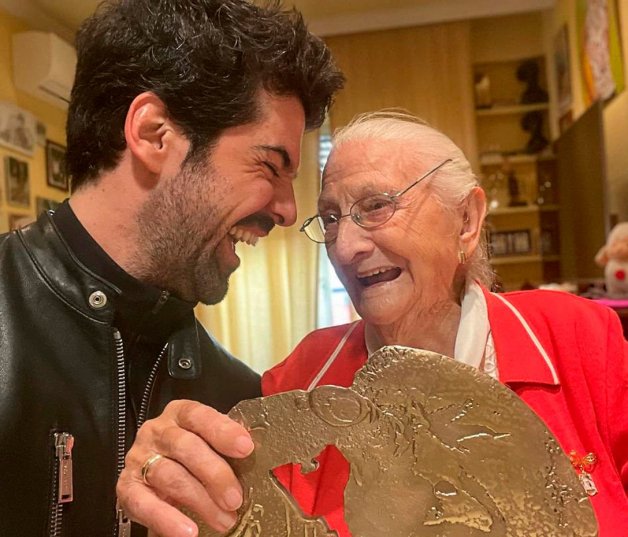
358,266,398,278
228,226,259,246
357,266,402,287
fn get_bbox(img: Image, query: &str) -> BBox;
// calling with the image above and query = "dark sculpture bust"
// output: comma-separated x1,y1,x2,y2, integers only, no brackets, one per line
517,60,549,104
521,111,549,154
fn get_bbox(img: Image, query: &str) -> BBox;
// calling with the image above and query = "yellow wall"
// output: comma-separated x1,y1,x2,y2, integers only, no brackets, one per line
0,7,68,233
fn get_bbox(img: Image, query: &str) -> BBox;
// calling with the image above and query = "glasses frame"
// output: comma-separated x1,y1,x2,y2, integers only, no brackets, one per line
300,158,452,244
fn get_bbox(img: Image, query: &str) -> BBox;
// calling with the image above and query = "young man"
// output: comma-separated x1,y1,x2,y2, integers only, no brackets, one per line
0,1,343,536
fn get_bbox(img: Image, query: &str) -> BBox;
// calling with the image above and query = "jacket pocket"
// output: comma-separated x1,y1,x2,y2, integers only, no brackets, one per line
48,431,74,537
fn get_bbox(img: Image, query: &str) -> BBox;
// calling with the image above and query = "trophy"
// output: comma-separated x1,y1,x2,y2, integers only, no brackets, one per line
180,347,597,537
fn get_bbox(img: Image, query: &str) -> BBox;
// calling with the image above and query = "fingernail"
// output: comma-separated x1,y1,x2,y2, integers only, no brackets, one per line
234,435,254,456
224,486,242,510
179,522,197,537
216,511,237,531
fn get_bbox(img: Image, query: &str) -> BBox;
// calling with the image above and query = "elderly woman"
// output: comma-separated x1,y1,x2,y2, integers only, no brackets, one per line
263,112,628,535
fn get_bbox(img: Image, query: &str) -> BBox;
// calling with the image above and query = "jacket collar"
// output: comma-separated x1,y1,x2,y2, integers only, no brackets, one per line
18,211,203,378
482,287,560,387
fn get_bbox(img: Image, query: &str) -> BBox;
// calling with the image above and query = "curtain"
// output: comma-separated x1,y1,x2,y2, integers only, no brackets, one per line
195,130,320,372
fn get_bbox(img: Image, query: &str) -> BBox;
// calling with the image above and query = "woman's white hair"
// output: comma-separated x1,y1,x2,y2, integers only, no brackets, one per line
330,110,494,286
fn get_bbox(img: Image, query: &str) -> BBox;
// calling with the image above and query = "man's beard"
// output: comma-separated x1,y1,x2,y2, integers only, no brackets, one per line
130,157,231,305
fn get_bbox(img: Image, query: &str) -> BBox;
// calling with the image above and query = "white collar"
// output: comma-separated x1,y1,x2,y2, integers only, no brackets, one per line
454,281,491,370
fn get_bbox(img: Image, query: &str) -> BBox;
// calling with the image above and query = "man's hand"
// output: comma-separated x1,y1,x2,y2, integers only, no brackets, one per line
116,400,254,537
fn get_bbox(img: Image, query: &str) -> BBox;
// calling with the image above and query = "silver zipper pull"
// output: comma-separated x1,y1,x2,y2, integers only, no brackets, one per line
116,501,132,537
54,433,74,504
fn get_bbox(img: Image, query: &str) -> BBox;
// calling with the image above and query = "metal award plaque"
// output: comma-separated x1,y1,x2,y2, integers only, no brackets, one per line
192,346,598,536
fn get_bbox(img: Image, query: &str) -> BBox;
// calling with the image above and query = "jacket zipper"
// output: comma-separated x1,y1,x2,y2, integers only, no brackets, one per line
114,328,168,537
49,432,74,537
113,330,132,537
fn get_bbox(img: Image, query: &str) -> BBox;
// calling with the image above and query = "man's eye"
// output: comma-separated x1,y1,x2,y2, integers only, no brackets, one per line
263,162,279,177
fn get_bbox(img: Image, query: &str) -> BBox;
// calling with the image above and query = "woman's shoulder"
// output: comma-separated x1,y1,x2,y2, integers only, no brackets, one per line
488,288,619,334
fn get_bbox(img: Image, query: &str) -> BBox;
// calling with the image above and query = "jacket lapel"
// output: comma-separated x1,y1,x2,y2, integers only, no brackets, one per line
482,288,559,387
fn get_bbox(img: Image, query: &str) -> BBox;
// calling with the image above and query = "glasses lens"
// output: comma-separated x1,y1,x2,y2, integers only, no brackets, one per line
301,216,327,243
352,195,395,228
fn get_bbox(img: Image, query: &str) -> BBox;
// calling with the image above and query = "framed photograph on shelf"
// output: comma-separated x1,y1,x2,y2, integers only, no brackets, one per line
489,229,532,257
511,230,532,254
489,231,510,256
46,140,69,191
4,156,30,207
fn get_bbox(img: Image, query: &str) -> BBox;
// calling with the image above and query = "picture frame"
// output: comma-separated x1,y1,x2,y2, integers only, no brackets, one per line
553,24,572,120
511,230,532,254
8,213,35,230
46,140,69,191
489,229,533,257
4,156,30,208
0,102,36,156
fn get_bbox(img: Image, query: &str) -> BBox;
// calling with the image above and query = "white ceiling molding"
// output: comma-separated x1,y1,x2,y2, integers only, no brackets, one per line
0,0,74,43
309,0,555,37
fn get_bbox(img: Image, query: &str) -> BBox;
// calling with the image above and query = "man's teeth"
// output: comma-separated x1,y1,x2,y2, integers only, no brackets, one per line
228,226,259,246
358,266,397,278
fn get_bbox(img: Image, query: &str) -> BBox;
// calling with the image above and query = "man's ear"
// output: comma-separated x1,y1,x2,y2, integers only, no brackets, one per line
460,186,487,254
124,92,185,175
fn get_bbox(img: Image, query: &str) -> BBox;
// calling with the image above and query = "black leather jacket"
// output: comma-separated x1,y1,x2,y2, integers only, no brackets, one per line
0,213,262,537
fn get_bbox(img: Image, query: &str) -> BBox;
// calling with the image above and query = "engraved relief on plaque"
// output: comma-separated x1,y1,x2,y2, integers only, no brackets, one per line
185,347,598,536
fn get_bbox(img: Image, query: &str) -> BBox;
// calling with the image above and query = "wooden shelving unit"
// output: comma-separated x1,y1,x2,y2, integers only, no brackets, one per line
472,54,559,290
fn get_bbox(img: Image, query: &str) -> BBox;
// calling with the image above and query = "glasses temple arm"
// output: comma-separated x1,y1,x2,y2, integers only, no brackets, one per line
394,158,453,198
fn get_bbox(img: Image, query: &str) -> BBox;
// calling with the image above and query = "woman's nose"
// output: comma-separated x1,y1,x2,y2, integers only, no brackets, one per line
329,218,373,265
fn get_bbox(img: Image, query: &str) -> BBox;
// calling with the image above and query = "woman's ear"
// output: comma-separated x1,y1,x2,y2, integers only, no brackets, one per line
460,186,487,254
124,92,185,176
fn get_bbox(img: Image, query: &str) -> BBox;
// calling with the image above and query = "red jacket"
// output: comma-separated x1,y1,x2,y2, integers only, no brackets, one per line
262,288,628,536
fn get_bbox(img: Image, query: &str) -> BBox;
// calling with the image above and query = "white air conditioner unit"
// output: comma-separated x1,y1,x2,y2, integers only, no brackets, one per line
12,31,76,110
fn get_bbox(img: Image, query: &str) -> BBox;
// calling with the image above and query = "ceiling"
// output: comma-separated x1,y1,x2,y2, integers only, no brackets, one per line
3,0,554,42
31,0,438,31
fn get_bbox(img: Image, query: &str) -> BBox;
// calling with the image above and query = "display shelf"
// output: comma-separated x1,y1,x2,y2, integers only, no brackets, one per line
490,255,541,265
472,53,558,289
480,152,555,166
475,103,549,116
488,204,559,216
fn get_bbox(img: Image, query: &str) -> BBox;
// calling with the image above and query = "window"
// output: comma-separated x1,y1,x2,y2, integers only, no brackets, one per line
315,129,359,328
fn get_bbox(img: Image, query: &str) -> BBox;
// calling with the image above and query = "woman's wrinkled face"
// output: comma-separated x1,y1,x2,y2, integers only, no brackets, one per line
320,138,462,327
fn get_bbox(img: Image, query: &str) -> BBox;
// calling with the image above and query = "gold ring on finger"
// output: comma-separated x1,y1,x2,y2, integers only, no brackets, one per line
141,453,165,486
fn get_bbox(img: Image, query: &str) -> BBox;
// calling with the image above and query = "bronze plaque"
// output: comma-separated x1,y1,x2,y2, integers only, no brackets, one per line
189,346,597,536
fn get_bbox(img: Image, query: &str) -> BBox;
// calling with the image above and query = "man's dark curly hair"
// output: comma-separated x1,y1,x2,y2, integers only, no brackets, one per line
66,0,344,190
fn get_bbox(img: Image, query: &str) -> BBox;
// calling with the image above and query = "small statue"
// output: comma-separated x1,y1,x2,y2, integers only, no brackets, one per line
507,168,527,207
517,60,548,104
474,72,492,109
521,111,549,154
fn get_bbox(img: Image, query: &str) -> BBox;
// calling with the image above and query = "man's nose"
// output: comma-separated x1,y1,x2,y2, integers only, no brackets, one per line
268,181,297,226
329,217,373,265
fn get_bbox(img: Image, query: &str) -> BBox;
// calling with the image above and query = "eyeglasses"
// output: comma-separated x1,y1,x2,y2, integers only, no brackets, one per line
300,158,452,244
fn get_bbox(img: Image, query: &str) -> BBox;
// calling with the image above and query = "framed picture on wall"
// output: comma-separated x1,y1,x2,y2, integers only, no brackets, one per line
0,102,36,156
8,213,35,230
46,140,69,191
4,156,30,207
